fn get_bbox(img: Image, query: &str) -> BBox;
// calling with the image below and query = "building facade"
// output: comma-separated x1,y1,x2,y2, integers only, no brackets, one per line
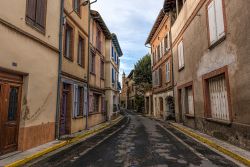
145,8,174,120
88,10,111,127
0,0,60,154
120,70,137,111
166,0,250,150
105,34,123,120
59,0,89,137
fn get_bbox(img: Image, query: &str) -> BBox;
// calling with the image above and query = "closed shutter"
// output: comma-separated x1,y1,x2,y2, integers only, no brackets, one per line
208,75,229,121
215,0,225,38
208,1,217,44
178,41,184,69
26,0,36,21
166,61,170,82
73,84,78,117
162,39,165,56
167,31,171,50
187,87,194,115
83,86,88,116
36,0,46,29
159,42,162,58
159,68,162,86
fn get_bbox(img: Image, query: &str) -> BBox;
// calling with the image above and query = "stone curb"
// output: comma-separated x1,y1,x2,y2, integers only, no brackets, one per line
169,122,250,167
5,116,124,167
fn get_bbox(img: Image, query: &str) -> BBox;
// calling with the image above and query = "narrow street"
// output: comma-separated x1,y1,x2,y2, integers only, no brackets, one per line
27,111,241,167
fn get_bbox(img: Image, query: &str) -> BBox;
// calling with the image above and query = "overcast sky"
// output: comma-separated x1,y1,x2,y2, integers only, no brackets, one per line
92,0,164,81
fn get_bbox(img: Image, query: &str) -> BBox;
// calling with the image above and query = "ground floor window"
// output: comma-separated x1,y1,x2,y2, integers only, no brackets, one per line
93,94,100,113
73,85,84,117
207,74,230,121
186,86,194,116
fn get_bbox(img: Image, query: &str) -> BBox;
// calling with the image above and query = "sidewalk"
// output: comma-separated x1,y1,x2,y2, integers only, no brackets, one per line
169,122,250,167
0,115,124,167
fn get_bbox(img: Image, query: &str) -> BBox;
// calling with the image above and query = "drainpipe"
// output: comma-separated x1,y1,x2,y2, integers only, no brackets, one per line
86,0,98,130
55,0,65,140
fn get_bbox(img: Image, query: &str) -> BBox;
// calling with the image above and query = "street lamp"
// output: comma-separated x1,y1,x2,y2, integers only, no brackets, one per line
63,0,89,22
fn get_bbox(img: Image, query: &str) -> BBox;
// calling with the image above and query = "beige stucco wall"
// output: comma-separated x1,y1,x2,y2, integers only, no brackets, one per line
62,1,89,81
172,0,250,149
0,0,60,49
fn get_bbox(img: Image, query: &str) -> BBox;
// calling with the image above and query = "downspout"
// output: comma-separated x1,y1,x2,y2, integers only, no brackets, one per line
86,0,98,130
55,0,65,139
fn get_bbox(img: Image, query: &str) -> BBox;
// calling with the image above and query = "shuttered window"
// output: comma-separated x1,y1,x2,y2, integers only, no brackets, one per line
186,86,194,115
78,36,85,67
73,85,84,117
100,60,105,79
207,0,225,45
166,60,171,83
26,0,47,32
178,41,184,69
159,68,162,86
164,32,170,52
64,24,74,60
73,0,81,15
208,74,229,121
112,68,115,84
90,50,95,73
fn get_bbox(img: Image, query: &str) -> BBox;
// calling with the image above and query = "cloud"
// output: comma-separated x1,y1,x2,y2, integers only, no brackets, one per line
92,0,164,81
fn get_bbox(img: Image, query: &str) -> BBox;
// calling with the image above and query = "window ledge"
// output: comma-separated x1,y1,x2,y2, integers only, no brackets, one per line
88,112,101,116
64,55,73,62
185,114,195,118
72,116,84,119
209,35,226,50
206,118,232,126
178,66,184,72
26,19,45,35
77,64,85,69
90,72,96,76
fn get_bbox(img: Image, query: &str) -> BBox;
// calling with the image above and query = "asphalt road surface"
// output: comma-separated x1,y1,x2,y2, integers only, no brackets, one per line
28,111,241,167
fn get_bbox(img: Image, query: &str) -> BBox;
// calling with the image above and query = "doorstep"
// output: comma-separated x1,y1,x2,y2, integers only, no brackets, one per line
0,115,124,167
169,122,250,167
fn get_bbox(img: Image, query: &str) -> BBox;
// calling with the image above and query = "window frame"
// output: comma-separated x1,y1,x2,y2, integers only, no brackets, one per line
177,81,195,118
72,0,81,17
100,59,105,79
202,66,232,123
177,40,184,71
77,34,85,68
206,0,227,49
166,60,171,83
90,50,96,74
64,22,74,61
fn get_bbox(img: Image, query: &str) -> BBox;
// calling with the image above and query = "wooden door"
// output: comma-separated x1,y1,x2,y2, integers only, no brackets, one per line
0,83,21,155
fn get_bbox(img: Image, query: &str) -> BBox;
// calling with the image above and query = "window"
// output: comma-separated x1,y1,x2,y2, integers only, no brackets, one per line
93,94,100,113
178,41,184,69
64,23,74,60
73,85,83,117
159,97,164,112
101,97,105,113
73,0,80,15
26,0,47,32
157,45,161,60
100,60,104,79
166,60,171,83
164,32,170,52
90,50,95,73
186,86,194,116
112,47,114,59
207,0,225,45
112,68,115,84
159,68,162,86
207,74,229,121
96,28,102,51
78,36,85,67
177,0,186,14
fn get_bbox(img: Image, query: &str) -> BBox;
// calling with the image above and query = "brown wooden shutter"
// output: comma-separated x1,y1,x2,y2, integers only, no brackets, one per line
26,0,36,22
36,0,47,29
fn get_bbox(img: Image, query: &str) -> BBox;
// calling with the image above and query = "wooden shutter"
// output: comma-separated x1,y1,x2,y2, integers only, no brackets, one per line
167,31,171,50
166,61,170,82
159,68,162,86
208,75,229,121
26,0,36,21
178,41,184,69
36,0,47,29
83,86,87,116
208,1,217,44
215,0,225,38
187,87,194,115
73,84,78,117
